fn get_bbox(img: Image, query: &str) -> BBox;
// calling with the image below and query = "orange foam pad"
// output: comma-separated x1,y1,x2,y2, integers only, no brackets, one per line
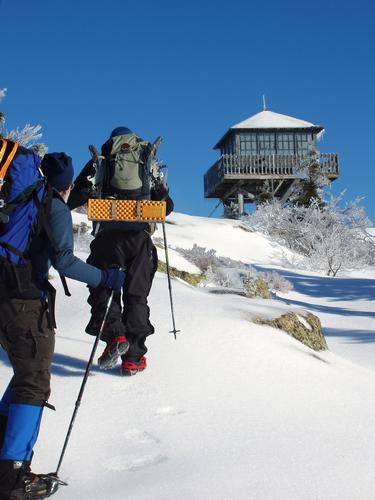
87,199,166,222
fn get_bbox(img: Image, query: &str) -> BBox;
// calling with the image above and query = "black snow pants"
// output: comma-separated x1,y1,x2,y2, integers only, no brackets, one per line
86,229,158,361
0,299,55,406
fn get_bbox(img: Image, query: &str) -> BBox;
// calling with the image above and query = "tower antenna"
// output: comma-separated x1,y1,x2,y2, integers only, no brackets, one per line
262,95,267,111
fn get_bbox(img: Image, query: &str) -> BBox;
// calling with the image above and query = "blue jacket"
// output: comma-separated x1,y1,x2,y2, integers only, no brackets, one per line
30,194,102,289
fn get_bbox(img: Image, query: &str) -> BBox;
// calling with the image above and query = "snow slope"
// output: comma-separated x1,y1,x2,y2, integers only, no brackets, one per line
156,212,295,270
1,212,375,500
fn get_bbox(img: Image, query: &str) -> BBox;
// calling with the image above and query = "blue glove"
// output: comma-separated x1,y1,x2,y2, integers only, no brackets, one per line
100,269,125,290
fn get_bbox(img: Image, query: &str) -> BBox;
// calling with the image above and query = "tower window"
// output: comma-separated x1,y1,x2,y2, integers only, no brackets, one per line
258,133,275,154
239,133,257,154
296,133,312,154
277,133,295,155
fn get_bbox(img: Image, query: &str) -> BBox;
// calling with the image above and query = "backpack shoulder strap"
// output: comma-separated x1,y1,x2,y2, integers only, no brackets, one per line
0,140,19,189
0,139,7,162
33,184,59,252
33,185,72,297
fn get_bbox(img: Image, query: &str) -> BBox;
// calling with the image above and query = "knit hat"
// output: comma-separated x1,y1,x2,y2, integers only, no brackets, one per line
110,126,133,138
41,152,74,191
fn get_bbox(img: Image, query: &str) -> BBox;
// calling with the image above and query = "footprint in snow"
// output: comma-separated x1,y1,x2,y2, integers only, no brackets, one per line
105,454,167,472
155,406,185,416
123,428,160,444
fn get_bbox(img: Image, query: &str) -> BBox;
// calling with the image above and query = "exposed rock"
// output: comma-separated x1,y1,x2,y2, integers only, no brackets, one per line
256,312,327,351
157,261,202,286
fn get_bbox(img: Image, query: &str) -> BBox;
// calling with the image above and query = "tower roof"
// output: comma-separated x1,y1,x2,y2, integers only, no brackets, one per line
214,109,324,149
231,110,320,129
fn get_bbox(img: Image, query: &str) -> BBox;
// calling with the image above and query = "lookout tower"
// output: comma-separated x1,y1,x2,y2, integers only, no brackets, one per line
204,107,339,217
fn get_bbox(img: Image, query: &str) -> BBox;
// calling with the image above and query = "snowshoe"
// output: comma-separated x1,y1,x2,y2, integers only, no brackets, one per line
120,356,147,376
0,460,66,499
98,335,129,370
15,472,63,499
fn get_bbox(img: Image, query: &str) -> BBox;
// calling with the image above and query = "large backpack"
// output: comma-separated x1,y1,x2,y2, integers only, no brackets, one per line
97,133,153,200
0,138,63,299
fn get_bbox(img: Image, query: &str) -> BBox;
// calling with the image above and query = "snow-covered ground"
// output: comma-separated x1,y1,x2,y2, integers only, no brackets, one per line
1,212,375,500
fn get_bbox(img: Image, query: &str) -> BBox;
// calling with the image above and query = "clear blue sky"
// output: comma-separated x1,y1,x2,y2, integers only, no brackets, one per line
1,0,374,221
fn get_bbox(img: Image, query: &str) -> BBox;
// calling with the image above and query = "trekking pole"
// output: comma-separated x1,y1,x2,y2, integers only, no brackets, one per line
54,290,114,477
161,222,180,339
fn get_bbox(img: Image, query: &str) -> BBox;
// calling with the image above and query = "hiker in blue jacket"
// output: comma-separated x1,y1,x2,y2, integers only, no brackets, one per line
0,151,125,500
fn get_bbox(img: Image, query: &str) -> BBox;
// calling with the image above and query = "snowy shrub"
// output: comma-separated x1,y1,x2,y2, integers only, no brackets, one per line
242,194,375,276
202,266,232,288
243,274,271,299
73,223,93,252
202,265,255,289
263,270,294,293
242,274,258,297
242,268,291,298
176,244,244,272
72,221,89,235
177,244,219,272
177,243,292,296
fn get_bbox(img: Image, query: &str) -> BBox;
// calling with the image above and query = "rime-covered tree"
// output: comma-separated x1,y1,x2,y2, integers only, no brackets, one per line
255,180,274,205
291,141,330,207
0,88,6,134
242,194,375,276
0,87,46,156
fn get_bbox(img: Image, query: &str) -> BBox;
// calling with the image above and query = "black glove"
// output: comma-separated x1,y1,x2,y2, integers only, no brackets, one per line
152,182,168,200
100,269,125,290
67,160,96,210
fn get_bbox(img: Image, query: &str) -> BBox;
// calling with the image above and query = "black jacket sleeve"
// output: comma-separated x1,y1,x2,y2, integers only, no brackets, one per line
67,159,96,210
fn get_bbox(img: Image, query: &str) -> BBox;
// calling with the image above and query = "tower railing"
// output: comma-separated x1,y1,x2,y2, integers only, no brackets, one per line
204,153,339,197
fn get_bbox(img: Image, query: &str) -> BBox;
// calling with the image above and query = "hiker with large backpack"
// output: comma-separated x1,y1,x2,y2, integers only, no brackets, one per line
0,144,125,500
68,126,174,376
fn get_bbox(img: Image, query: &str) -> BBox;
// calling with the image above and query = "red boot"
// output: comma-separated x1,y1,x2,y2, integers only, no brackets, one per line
120,356,147,376
98,336,129,370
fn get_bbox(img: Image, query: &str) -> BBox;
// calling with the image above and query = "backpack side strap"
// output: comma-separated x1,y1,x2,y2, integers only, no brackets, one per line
2,180,45,220
0,239,24,258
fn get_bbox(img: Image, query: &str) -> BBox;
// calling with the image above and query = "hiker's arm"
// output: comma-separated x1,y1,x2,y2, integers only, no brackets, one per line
151,182,174,215
67,160,95,210
48,199,102,287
